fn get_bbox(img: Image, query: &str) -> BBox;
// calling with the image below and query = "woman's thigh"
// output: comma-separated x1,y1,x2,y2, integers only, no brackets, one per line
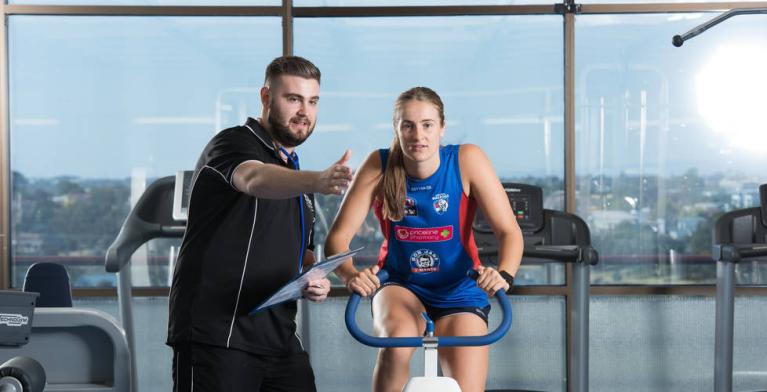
372,284,426,337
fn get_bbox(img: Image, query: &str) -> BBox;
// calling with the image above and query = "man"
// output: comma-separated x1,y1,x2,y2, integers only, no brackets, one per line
167,56,353,391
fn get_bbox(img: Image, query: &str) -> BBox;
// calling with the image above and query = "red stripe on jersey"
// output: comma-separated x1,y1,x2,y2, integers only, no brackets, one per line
373,198,390,269
459,193,481,268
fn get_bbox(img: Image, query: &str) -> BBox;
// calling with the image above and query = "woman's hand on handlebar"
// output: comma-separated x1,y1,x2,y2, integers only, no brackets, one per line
476,266,509,297
346,265,381,297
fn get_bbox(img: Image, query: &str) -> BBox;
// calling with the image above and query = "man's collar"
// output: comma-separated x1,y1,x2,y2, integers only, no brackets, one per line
244,117,275,152
244,117,298,162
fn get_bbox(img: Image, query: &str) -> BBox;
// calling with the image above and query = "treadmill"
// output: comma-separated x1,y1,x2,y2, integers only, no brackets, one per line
104,172,191,392
473,183,598,392
711,183,767,392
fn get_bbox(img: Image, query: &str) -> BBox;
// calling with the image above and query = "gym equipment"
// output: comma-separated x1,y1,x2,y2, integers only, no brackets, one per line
0,356,46,392
0,270,131,391
712,183,767,392
0,291,37,348
105,175,187,392
23,263,73,308
0,308,131,392
473,183,598,392
0,292,44,392
345,270,512,392
672,8,767,47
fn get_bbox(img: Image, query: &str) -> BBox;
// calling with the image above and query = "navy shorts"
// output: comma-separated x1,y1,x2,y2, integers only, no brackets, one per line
375,282,491,325
425,303,491,325
172,342,316,392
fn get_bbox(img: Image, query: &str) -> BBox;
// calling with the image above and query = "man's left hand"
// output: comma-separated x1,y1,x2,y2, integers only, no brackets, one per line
303,278,331,302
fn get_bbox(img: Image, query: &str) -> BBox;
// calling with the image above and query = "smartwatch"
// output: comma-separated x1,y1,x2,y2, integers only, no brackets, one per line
499,270,515,292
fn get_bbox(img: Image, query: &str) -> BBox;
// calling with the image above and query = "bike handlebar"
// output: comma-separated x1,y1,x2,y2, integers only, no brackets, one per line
344,269,513,348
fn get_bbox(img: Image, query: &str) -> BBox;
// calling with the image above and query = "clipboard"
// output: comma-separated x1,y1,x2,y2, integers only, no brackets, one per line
249,247,364,315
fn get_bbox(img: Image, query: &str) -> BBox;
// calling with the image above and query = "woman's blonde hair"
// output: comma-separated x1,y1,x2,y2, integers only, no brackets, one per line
381,87,445,221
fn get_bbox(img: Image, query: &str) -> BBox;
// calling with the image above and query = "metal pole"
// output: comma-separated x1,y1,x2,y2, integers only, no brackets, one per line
571,262,589,392
117,268,137,392
714,260,735,392
673,8,767,46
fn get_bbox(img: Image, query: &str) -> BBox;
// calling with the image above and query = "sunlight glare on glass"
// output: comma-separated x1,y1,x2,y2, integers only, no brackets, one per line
696,44,767,152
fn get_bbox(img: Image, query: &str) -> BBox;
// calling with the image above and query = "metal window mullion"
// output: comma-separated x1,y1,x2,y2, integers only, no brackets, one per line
4,2,767,17
294,5,557,17
564,11,576,215
563,10,577,391
0,5,9,290
283,0,292,55
3,4,282,16
580,1,767,14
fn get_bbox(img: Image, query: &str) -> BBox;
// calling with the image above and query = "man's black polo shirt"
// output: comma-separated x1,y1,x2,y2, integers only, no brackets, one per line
167,117,315,356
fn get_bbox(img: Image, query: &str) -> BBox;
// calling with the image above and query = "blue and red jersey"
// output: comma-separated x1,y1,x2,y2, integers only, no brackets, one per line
374,144,489,309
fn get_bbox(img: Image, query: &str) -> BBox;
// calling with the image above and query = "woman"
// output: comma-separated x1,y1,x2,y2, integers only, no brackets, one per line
325,87,523,392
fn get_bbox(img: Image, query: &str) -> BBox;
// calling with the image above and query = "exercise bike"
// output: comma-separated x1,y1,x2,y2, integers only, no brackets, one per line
345,270,512,392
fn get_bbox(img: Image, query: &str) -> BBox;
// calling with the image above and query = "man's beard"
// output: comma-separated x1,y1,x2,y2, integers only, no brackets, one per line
266,110,314,148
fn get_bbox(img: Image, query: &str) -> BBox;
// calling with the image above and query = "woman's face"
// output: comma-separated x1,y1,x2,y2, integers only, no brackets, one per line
395,99,445,164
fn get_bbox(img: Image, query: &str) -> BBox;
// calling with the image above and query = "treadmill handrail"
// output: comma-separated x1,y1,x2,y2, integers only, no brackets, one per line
712,243,767,263
105,220,185,272
479,244,599,265
104,175,187,273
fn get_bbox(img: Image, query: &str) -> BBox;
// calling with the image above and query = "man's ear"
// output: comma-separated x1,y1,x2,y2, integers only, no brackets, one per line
259,86,270,108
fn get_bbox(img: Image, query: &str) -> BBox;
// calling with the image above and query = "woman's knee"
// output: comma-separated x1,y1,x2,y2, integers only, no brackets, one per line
373,313,422,337
377,347,414,367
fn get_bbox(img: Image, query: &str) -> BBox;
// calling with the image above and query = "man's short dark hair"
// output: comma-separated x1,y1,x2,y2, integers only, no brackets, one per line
264,56,321,87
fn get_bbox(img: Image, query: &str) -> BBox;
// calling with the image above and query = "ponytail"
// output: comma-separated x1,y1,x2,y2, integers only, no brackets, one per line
382,137,407,221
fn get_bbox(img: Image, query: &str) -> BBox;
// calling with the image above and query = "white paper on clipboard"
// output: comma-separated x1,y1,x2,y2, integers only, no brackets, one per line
250,247,364,314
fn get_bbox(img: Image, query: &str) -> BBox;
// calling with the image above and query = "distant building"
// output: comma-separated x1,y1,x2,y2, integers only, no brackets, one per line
13,232,44,255
587,210,635,231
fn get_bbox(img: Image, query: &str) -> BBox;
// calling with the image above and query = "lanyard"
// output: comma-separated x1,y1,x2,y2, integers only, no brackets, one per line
280,147,305,274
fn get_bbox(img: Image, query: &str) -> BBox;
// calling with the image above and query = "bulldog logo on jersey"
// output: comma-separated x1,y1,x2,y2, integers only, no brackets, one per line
409,249,440,273
432,193,449,215
404,197,417,216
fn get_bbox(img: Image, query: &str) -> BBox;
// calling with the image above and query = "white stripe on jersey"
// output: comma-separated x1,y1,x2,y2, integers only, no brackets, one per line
226,198,259,347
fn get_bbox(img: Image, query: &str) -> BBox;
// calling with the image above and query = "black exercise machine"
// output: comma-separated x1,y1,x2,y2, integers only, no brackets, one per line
712,183,767,392
105,175,187,392
473,183,598,392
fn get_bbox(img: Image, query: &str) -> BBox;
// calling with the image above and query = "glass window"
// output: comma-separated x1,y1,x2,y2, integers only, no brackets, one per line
9,15,282,288
11,0,278,5
575,13,767,284
295,0,549,6
295,15,565,285
580,0,764,4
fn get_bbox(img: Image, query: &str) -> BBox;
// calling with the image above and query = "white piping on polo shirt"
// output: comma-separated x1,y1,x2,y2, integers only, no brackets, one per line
245,121,299,164
202,165,227,183
226,197,259,347
295,330,305,351
245,122,275,151
245,122,307,352
230,160,264,191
